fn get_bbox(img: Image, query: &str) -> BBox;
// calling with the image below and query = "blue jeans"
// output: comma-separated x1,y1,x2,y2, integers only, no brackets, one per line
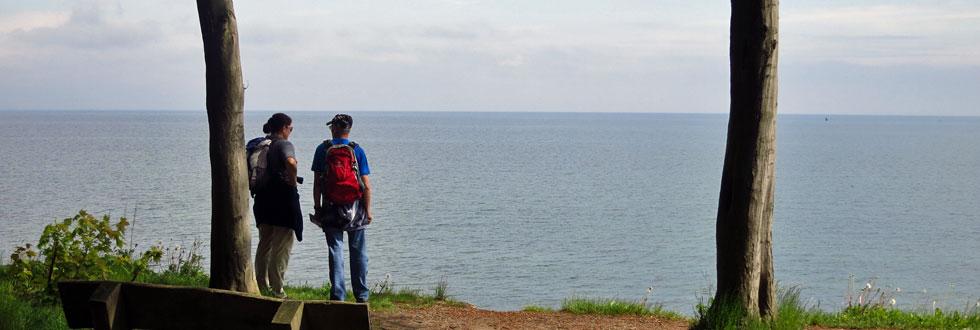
325,228,368,302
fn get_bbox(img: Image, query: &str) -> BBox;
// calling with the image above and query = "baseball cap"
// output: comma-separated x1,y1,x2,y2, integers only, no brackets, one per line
326,114,353,128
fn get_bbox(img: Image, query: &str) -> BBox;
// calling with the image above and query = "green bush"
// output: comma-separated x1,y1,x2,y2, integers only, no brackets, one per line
6,210,162,301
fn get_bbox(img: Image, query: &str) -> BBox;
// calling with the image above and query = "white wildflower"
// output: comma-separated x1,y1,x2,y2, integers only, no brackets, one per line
890,298,896,306
865,283,872,290
895,287,901,293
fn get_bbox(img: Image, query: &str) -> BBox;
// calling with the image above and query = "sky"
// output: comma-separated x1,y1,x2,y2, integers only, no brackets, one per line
0,0,978,115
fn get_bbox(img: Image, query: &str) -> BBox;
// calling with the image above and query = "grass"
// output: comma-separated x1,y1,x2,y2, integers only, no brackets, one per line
520,297,685,320
137,270,210,287
0,279,68,330
4,259,979,330
280,282,466,311
694,286,980,330
522,305,556,313
807,306,980,329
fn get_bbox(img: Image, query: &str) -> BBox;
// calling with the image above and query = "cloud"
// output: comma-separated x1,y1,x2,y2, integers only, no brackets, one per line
1,1,978,114
782,4,980,66
2,2,163,51
0,11,70,33
0,1,203,110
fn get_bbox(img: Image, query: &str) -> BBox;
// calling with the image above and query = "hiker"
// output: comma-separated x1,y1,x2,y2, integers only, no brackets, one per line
250,112,303,298
311,113,373,303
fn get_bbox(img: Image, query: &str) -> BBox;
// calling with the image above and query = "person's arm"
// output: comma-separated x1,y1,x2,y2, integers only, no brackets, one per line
313,172,324,210
311,144,325,210
361,175,372,224
286,157,298,187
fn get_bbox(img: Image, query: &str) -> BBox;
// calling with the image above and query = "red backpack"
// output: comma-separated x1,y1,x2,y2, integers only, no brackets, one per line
322,141,364,204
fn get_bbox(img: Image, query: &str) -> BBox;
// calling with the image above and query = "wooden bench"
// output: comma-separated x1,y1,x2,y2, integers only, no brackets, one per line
58,280,370,330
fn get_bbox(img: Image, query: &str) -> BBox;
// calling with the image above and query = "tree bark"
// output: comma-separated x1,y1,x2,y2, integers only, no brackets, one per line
714,0,779,318
196,0,259,293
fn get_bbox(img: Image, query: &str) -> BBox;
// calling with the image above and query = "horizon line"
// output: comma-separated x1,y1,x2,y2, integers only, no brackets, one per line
1,108,978,118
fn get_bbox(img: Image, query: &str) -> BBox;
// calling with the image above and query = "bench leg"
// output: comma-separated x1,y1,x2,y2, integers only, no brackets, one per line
271,300,305,330
89,282,128,330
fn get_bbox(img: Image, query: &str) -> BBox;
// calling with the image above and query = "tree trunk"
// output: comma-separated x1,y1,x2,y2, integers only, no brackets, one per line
196,0,259,294
714,0,779,318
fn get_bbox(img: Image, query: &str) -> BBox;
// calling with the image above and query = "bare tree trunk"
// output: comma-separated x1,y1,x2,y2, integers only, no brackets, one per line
196,0,259,294
714,0,779,318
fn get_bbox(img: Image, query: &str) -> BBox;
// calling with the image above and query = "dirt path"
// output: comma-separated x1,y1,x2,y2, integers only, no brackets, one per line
370,303,691,330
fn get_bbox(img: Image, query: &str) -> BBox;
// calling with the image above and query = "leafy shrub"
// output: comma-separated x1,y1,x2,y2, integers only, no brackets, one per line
6,210,162,301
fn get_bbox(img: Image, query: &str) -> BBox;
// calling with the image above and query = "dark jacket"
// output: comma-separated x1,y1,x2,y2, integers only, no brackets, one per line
254,182,303,241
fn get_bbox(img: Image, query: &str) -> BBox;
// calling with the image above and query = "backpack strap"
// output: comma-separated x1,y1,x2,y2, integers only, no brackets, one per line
346,141,365,192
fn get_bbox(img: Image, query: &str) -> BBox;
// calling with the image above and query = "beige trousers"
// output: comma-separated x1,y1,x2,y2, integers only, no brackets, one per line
255,224,295,296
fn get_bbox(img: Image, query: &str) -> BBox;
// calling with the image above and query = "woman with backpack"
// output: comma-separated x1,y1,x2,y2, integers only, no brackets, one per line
251,112,303,298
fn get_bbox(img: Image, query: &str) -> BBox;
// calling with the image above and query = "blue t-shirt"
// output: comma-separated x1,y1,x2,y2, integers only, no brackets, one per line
311,138,371,176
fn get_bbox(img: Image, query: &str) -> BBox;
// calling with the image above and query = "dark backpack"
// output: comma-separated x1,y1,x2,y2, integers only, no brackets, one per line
322,140,364,204
246,136,272,196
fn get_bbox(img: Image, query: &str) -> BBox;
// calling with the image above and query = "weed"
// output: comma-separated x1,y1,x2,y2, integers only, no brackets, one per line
434,277,448,301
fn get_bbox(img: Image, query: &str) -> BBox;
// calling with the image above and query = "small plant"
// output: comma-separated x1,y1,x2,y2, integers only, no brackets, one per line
163,241,205,277
6,210,163,301
371,273,393,296
138,241,207,287
433,277,448,301
845,275,898,312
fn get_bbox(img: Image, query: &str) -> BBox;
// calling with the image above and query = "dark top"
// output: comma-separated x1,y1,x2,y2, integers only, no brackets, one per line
267,139,297,186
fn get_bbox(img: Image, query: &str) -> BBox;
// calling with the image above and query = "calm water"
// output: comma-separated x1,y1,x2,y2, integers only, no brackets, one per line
1,111,978,313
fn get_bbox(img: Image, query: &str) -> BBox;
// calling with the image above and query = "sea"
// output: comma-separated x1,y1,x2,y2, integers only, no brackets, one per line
1,110,978,314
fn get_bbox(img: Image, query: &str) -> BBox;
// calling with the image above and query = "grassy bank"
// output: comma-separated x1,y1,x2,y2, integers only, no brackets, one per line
4,269,980,330
692,287,980,330
3,211,978,329
516,287,979,329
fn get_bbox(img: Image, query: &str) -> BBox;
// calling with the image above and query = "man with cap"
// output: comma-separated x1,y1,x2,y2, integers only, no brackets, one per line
311,114,373,302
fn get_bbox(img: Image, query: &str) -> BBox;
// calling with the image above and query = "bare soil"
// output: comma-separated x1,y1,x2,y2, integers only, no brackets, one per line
370,303,691,330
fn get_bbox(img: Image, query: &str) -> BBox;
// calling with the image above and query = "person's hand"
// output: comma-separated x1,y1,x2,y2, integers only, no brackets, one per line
365,210,373,224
